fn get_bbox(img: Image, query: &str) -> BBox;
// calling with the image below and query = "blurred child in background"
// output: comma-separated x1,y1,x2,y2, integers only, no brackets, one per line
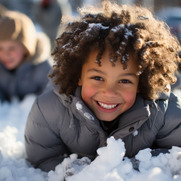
0,10,51,102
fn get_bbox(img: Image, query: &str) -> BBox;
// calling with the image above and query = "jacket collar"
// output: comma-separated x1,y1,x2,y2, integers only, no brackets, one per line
117,94,150,129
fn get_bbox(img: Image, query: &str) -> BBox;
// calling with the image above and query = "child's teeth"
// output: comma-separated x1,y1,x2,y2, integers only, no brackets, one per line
98,102,117,109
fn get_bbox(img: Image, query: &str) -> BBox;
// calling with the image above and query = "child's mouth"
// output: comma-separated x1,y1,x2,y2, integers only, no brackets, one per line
96,101,119,110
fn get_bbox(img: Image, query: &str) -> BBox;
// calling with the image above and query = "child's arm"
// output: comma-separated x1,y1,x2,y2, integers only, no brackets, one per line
0,88,9,102
24,94,68,172
154,93,181,148
0,90,5,102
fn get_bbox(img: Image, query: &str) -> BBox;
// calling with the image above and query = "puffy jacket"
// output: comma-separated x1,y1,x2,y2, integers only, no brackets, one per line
25,85,181,172
0,32,51,102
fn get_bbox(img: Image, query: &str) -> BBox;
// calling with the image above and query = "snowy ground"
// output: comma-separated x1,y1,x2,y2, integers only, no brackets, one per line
1,92,181,181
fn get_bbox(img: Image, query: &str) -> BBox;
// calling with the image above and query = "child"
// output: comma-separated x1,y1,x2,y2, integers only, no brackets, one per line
25,0,181,172
0,10,51,102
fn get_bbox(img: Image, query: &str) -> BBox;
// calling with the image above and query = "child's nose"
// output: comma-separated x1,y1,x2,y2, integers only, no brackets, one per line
102,83,118,97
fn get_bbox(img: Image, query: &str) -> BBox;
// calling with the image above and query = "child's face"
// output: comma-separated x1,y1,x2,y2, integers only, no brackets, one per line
0,40,27,70
78,48,139,121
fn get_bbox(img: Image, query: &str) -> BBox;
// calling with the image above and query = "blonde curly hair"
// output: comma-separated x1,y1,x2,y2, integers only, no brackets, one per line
50,0,181,100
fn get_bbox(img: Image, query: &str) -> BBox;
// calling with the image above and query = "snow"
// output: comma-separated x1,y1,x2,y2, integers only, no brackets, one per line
132,130,138,136
111,24,125,32
88,23,109,30
76,101,94,120
1,92,181,180
138,16,149,20
124,28,133,38
76,101,83,110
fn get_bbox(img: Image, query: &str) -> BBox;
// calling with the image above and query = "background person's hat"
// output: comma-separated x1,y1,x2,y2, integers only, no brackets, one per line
0,11,37,59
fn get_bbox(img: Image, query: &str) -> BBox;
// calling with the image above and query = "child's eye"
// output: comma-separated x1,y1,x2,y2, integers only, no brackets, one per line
91,76,103,81
120,79,132,83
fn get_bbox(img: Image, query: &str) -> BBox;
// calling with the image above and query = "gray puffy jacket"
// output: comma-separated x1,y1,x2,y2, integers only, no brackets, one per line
25,86,181,172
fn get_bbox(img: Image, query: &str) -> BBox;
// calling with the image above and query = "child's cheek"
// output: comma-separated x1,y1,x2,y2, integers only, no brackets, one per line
81,85,97,103
123,91,137,109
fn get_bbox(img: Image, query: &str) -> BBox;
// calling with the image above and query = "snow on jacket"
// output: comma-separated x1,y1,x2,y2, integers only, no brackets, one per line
25,85,181,172
0,32,51,102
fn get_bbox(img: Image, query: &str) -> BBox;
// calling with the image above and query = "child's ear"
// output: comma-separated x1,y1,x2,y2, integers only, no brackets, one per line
78,78,82,86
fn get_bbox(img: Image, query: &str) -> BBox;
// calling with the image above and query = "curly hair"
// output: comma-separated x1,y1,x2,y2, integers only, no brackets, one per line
50,0,181,100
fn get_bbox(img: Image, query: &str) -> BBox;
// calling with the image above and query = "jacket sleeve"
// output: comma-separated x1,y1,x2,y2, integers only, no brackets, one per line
0,90,5,102
0,83,10,102
155,93,181,148
24,95,68,172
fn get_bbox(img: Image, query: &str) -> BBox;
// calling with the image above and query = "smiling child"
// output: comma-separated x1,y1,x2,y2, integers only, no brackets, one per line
25,0,181,172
